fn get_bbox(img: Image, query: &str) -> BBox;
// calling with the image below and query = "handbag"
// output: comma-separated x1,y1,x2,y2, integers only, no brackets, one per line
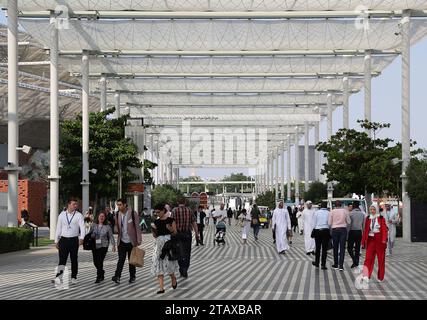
83,231,95,250
251,218,259,225
129,246,145,268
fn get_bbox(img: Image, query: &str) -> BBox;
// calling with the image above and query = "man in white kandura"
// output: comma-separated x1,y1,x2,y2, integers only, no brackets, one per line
272,201,292,255
302,201,316,256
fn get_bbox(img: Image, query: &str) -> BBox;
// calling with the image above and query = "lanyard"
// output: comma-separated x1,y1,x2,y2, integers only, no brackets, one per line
96,224,104,237
66,211,76,229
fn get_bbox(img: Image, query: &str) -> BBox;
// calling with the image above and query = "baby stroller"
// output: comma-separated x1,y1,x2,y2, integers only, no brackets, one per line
214,221,226,246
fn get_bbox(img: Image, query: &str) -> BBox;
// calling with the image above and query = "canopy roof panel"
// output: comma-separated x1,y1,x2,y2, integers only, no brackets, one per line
19,19,427,52
63,55,396,76
110,92,343,106
93,78,364,92
7,0,427,11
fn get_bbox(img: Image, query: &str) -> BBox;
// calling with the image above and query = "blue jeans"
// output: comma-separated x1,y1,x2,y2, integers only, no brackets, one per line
253,224,260,239
332,228,347,268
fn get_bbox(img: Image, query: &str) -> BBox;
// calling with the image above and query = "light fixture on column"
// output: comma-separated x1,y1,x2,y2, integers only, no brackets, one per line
89,168,97,174
16,145,32,154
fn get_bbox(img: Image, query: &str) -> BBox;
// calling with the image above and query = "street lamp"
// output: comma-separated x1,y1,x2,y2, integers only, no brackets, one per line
89,168,97,175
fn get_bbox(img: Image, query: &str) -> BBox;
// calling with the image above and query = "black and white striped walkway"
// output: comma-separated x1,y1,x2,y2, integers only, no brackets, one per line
1,222,426,300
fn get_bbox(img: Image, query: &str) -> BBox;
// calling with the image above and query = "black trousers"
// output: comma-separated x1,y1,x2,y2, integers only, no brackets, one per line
57,237,79,279
314,229,330,267
92,247,108,278
177,231,192,275
347,230,362,266
114,241,135,279
197,224,204,244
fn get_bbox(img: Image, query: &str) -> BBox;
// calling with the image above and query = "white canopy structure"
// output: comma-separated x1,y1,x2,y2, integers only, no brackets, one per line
1,0,425,242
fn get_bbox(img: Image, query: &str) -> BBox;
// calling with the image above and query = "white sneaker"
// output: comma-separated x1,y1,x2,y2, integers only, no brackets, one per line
363,276,370,284
377,279,384,283
71,278,78,285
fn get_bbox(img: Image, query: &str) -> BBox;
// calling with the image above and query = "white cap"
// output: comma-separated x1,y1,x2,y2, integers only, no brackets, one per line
306,201,313,205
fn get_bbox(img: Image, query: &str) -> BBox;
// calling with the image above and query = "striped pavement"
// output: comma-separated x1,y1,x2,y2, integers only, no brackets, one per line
0,221,426,300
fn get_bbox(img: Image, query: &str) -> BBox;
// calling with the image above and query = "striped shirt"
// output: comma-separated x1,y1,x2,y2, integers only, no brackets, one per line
171,205,195,232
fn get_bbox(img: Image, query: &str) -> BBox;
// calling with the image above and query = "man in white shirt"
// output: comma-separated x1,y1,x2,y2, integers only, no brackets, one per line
214,203,227,225
53,198,85,285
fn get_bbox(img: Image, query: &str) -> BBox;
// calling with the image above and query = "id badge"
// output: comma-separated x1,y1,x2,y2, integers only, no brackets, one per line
96,239,101,244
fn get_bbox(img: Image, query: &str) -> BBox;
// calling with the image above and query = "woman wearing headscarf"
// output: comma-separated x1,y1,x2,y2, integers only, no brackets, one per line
361,205,388,283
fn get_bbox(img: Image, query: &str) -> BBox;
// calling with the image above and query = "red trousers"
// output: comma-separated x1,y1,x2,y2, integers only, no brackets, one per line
363,233,386,280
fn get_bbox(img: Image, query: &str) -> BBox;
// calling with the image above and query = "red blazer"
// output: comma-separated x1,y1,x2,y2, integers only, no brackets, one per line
361,215,388,248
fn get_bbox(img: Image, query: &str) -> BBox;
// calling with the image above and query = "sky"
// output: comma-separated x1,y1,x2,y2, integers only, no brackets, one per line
1,12,426,180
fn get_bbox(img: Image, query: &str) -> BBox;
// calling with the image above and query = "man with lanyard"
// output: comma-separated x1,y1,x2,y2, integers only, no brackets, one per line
171,198,200,278
53,198,85,285
112,198,142,284
194,205,206,246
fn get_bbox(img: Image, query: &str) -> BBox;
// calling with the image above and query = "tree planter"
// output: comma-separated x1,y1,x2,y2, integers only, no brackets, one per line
411,201,427,242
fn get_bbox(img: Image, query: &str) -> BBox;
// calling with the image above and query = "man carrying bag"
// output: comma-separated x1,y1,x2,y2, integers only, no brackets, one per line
112,198,142,284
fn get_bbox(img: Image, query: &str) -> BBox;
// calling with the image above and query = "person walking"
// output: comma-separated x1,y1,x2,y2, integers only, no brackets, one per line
272,201,292,255
227,207,233,226
250,204,261,241
112,198,142,284
302,201,316,256
287,206,295,244
90,212,116,283
329,200,351,271
385,204,398,256
105,206,116,233
240,209,251,244
194,205,206,246
361,205,388,283
296,207,304,235
151,204,179,294
347,201,365,269
53,198,85,285
171,198,200,278
312,202,331,270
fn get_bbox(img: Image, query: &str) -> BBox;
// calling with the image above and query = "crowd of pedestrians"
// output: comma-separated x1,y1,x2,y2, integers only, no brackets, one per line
52,196,397,292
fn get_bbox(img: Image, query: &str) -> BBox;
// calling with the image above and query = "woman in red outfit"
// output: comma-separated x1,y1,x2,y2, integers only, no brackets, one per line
361,205,388,283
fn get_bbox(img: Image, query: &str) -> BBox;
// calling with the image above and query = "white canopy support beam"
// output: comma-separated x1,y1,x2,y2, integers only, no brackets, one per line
101,89,361,94
6,0,19,227
275,147,279,200
17,10,427,19
287,135,292,202
49,12,60,240
364,50,372,137
343,76,350,129
402,10,412,242
294,128,300,205
59,50,400,57
304,122,310,193
83,72,380,78
281,141,285,201
100,75,107,112
81,51,90,213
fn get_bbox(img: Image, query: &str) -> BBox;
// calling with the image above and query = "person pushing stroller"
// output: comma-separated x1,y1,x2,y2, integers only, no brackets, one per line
213,204,227,246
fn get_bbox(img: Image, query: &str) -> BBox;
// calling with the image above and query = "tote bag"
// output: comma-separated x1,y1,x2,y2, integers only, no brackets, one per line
129,246,145,268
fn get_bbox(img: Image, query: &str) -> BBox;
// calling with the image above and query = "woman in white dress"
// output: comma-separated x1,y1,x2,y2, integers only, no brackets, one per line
240,209,251,244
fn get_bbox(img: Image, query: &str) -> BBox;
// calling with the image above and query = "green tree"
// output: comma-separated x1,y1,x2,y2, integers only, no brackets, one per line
59,108,143,204
303,182,327,204
151,185,184,209
222,172,254,193
406,156,427,203
179,176,205,194
316,120,420,199
255,190,276,210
